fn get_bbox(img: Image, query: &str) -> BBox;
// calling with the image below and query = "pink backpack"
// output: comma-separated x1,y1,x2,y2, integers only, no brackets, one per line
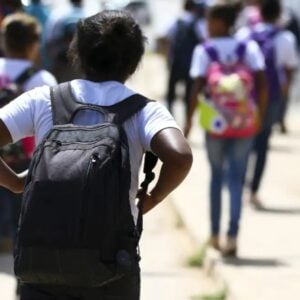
200,42,258,138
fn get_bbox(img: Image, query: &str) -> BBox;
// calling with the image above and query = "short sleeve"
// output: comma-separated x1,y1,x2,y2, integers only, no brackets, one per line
189,44,210,78
244,40,266,71
0,91,35,142
24,70,57,92
235,26,251,41
276,31,299,69
138,102,181,152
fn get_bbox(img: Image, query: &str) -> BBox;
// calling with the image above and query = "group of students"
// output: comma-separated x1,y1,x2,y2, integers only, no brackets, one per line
0,0,298,299
166,0,299,256
0,0,85,80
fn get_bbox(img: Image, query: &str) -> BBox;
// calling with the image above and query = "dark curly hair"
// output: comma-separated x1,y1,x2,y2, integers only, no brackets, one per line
260,0,281,22
207,2,242,29
68,10,146,82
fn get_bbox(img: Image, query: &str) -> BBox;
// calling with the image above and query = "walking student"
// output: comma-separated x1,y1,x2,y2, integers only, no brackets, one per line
165,0,205,121
0,10,192,300
185,3,267,256
237,0,299,207
0,13,57,253
45,0,85,82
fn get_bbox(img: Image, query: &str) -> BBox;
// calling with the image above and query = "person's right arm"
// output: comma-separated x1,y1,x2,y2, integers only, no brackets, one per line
184,44,209,137
184,77,206,137
0,91,36,193
0,120,27,193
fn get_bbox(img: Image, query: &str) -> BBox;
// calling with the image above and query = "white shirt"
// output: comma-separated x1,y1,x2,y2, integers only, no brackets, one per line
236,23,299,69
190,37,265,78
0,80,180,222
0,58,57,91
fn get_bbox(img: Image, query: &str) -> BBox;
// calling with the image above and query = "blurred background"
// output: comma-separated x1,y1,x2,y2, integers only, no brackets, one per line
0,0,300,299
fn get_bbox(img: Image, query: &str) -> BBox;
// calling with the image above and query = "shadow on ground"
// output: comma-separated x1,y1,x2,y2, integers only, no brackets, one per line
0,254,14,275
222,257,285,268
256,206,300,215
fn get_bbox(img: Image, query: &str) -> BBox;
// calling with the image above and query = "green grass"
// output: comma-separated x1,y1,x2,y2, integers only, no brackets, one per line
187,243,207,267
191,288,228,300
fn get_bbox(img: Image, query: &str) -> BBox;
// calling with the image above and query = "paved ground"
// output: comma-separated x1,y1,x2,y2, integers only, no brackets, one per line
141,201,216,300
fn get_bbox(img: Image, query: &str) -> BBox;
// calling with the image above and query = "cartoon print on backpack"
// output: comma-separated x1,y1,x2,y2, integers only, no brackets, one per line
199,43,258,138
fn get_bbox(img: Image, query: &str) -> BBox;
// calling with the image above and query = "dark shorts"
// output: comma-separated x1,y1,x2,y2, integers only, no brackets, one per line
20,272,140,300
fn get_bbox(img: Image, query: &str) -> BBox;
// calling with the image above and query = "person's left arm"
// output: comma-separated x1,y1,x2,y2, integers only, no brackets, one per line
136,102,193,213
140,128,193,214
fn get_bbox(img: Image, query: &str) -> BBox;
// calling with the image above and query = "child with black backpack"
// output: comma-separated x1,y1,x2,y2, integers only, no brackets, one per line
185,3,267,256
165,0,206,121
0,13,56,254
0,10,192,300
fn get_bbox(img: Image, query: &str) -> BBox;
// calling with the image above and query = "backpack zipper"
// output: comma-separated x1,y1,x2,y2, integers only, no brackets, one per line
79,153,101,240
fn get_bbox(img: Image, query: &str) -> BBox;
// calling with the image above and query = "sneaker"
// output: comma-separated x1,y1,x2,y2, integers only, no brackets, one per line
209,236,221,251
222,236,237,258
249,194,264,210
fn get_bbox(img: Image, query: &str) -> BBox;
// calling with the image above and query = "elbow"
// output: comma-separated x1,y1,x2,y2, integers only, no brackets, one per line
170,146,193,173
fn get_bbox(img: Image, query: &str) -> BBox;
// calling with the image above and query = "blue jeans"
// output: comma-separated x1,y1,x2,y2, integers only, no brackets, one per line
206,135,253,237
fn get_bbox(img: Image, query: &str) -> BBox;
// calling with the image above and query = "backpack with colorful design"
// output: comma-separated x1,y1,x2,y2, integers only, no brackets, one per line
199,42,258,138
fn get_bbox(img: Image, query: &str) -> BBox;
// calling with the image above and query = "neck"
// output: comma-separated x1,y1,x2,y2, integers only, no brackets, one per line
85,74,126,83
5,53,29,61
210,33,231,38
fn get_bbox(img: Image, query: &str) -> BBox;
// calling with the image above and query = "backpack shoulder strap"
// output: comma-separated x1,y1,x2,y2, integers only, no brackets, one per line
236,42,247,61
50,82,86,125
137,151,159,237
50,82,153,126
104,94,151,124
203,43,219,62
15,66,39,86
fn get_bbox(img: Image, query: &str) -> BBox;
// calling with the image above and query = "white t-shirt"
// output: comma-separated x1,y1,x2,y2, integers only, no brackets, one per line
236,23,299,69
190,37,265,78
0,80,180,222
0,58,57,91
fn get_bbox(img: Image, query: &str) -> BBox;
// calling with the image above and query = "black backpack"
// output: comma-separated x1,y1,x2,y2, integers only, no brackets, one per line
14,82,158,287
0,66,38,107
0,67,38,169
169,19,200,78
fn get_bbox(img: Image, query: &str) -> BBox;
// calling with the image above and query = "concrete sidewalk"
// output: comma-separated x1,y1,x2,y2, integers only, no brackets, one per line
171,113,300,299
